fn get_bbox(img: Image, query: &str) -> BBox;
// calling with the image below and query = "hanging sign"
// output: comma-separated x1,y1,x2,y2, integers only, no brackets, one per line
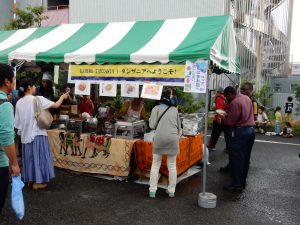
184,60,208,93
68,64,185,84
141,83,163,100
121,82,139,98
74,81,91,95
99,82,117,97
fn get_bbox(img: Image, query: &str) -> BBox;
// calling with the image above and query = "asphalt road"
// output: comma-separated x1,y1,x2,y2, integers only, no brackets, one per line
1,133,299,225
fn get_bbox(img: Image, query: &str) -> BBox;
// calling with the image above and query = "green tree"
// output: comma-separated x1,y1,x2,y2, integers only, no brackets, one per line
173,87,205,113
257,84,273,107
4,6,48,30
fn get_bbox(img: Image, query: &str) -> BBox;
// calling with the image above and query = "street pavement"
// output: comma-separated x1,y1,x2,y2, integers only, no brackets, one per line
1,133,299,225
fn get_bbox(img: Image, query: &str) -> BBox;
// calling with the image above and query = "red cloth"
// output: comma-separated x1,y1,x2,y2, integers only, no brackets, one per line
223,94,255,127
79,99,94,116
214,93,227,122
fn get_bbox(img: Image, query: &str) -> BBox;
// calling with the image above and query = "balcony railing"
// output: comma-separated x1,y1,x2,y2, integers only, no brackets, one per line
41,5,69,27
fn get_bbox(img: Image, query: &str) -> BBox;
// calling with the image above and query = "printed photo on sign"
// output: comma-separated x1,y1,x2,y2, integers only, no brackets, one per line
100,82,117,97
75,81,91,95
141,83,163,100
121,82,139,98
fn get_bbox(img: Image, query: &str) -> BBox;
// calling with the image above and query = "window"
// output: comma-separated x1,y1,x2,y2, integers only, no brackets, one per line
275,84,281,92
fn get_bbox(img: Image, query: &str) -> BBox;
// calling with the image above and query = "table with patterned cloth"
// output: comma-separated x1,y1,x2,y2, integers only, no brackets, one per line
47,129,137,177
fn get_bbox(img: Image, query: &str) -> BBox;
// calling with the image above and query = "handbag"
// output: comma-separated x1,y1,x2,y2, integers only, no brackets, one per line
34,97,53,129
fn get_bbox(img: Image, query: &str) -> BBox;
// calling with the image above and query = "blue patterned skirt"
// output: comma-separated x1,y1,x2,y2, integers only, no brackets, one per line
22,135,55,183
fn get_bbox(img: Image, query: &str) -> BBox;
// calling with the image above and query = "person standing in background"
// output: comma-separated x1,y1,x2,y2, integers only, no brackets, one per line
221,86,255,193
79,95,95,116
207,87,231,151
240,82,258,121
284,96,293,123
274,106,283,135
36,72,55,101
0,63,20,214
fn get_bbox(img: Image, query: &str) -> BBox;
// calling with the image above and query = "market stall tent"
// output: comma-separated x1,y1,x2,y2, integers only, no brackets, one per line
0,15,240,74
0,15,240,208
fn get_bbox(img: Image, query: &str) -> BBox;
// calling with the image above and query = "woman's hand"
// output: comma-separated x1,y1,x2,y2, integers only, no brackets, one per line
61,91,70,100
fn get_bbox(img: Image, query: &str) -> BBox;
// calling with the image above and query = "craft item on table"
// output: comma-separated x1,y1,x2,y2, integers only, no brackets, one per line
75,81,91,95
121,82,139,98
100,82,117,97
141,83,163,100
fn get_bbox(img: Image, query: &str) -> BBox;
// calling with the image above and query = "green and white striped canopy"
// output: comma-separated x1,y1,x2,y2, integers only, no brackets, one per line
0,15,240,73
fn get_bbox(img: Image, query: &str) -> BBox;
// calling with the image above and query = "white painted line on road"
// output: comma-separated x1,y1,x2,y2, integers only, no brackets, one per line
207,134,300,146
254,139,300,146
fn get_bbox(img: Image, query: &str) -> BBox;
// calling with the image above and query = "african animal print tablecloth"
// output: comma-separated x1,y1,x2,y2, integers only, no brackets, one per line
48,129,137,177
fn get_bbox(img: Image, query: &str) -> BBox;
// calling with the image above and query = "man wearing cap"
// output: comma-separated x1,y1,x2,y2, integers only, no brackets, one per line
207,87,231,151
36,72,55,101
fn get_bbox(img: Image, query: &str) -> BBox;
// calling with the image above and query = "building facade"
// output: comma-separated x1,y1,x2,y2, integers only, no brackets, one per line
0,0,14,29
0,0,294,92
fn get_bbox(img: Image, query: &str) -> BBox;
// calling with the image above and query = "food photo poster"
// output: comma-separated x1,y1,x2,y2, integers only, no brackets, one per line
75,81,91,95
121,82,139,98
99,82,117,97
141,83,163,100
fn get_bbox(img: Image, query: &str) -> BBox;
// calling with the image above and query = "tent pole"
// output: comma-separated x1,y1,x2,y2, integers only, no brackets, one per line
202,68,210,194
198,65,217,209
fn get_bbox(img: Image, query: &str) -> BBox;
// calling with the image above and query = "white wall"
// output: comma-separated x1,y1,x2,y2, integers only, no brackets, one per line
70,0,225,23
0,0,13,28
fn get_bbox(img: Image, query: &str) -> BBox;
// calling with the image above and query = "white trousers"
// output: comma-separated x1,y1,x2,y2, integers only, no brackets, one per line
149,154,177,194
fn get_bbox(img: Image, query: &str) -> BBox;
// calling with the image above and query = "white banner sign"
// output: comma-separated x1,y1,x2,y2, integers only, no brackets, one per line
184,60,208,93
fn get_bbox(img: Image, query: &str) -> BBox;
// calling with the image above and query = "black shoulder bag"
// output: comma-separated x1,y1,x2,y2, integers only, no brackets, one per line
154,106,171,130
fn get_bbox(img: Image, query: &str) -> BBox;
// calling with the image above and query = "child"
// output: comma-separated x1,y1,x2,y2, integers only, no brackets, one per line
284,96,294,122
255,106,270,133
281,122,293,138
274,106,282,135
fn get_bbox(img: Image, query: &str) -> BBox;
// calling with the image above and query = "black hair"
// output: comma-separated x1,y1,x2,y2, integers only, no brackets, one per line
242,82,254,91
159,90,172,106
19,77,35,98
285,122,292,127
287,96,293,102
259,106,265,111
224,86,237,95
275,106,281,111
0,63,14,87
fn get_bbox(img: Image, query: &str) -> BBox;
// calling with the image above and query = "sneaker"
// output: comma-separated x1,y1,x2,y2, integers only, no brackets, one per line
32,183,48,190
166,190,175,198
149,192,156,198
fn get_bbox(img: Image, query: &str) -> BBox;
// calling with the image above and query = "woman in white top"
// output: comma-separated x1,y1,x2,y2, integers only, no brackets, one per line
15,77,69,190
